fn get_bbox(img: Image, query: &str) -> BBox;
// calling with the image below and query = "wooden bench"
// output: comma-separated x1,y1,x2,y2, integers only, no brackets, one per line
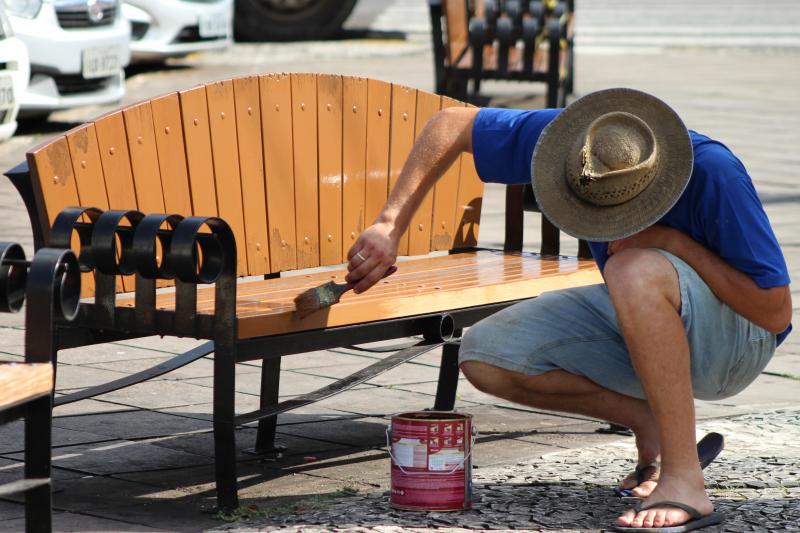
5,73,602,512
429,0,575,106
0,242,81,533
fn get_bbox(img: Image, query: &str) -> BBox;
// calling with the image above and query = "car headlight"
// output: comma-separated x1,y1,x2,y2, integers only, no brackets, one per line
4,0,43,19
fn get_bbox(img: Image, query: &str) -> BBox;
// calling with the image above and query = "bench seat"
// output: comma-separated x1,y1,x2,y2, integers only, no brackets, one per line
0,363,53,412
117,251,601,338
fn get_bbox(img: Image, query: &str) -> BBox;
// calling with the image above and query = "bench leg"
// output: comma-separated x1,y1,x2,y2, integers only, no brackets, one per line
213,342,238,512
25,395,52,533
433,330,462,411
254,357,283,454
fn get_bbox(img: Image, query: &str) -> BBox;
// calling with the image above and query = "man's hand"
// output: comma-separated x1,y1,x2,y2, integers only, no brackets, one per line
607,225,679,256
345,222,398,294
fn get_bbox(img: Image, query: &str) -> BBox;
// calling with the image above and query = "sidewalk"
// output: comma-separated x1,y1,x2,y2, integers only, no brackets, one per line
1,21,800,533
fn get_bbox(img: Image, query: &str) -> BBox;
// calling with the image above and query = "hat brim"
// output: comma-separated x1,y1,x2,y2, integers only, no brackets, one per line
531,88,693,242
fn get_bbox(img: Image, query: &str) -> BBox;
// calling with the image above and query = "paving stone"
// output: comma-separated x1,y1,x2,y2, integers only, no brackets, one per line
0,510,166,533
276,416,391,448
0,419,114,455
51,409,213,441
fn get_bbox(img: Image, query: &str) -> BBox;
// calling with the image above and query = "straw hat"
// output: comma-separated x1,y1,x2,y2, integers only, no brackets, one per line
531,88,693,242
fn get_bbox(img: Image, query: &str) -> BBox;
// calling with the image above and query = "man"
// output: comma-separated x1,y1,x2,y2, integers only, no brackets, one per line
344,88,792,532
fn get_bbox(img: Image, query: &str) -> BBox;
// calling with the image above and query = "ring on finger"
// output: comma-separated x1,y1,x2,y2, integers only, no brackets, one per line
355,251,367,263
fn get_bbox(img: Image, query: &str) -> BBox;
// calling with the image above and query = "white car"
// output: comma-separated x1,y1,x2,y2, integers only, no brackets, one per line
122,0,231,62
0,5,29,139
6,0,130,117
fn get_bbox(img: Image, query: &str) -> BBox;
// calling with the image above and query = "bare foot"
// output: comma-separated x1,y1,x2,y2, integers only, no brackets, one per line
618,421,661,497
616,474,713,529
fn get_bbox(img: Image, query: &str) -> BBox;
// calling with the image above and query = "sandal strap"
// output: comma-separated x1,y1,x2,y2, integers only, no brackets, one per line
633,462,660,484
638,500,703,519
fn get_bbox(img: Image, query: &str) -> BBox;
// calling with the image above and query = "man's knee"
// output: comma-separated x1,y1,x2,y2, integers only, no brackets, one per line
604,248,680,310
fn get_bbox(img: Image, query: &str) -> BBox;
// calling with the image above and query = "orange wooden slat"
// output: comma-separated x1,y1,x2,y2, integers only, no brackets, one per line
364,79,392,229
150,93,193,216
179,86,218,217
206,79,248,275
290,73,320,269
341,76,368,259
430,96,464,251
122,102,165,214
454,104,485,248
260,73,297,272
0,363,53,410
233,75,270,275
407,91,441,256
317,74,343,266
388,84,417,256
94,110,139,292
65,124,109,211
442,0,470,66
27,136,79,239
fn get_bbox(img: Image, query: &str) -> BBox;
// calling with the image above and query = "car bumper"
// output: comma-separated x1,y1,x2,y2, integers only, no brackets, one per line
124,0,232,60
11,3,130,112
0,37,30,139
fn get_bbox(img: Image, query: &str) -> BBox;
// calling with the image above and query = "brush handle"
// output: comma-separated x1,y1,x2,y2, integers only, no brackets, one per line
340,265,398,296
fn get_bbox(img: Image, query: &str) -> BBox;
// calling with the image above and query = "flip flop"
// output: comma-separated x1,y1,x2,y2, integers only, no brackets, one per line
611,499,725,532
614,432,725,498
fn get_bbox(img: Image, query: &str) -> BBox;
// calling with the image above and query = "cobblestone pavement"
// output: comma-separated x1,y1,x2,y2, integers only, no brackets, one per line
213,410,800,532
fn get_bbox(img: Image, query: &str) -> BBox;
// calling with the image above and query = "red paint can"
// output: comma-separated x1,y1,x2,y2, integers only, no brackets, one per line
387,411,474,511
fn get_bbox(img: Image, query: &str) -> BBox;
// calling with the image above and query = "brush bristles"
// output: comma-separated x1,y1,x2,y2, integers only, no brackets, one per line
293,281,341,318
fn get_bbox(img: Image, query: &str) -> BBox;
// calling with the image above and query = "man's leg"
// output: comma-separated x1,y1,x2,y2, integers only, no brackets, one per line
604,248,711,528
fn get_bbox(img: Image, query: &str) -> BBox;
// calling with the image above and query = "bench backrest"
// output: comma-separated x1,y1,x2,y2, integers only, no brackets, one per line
25,73,485,296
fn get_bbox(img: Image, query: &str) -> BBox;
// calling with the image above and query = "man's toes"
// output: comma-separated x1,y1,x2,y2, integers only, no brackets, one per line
615,508,636,526
640,509,659,528
650,509,668,528
631,480,658,497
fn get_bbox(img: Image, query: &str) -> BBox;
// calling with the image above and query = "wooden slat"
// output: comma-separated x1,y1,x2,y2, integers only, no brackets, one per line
0,363,53,411
233,76,270,275
290,73,320,269
150,93,193,216
430,97,465,251
260,73,296,272
364,79,392,225
65,124,111,296
207,79,248,275
179,86,218,217
28,138,80,242
454,105,485,248
388,84,418,256
122,102,165,214
443,0,469,65
317,74,343,266
94,110,139,292
120,252,602,338
342,76,368,259
407,91,441,256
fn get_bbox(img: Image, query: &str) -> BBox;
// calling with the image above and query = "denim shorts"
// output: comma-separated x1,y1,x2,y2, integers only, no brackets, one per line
459,250,776,401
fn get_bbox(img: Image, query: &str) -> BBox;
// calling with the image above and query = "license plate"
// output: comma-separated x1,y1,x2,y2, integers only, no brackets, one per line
82,45,121,80
199,11,229,38
0,76,14,111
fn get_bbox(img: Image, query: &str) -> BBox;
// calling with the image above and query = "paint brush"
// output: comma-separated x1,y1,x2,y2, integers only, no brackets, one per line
293,266,398,319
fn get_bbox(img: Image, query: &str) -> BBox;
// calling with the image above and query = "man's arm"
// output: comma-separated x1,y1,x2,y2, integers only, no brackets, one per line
609,226,792,334
344,106,479,293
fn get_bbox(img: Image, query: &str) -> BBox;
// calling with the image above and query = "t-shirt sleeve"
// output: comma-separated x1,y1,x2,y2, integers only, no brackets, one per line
471,107,562,185
698,145,790,289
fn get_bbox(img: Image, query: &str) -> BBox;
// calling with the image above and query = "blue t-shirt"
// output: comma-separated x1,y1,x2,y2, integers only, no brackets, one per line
472,107,791,345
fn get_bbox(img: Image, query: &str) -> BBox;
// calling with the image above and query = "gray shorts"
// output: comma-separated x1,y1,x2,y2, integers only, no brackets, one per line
459,250,776,401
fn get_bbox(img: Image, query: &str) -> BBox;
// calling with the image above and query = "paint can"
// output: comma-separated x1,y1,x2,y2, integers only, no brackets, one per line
387,411,475,511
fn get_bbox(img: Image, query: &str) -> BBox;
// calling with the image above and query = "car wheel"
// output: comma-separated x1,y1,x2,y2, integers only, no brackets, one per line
234,0,359,42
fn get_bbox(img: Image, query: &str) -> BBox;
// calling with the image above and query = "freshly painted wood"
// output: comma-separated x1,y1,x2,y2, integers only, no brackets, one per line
430,97,463,251
260,73,297,272
94,110,139,292
233,76,270,275
342,76,368,259
122,102,165,214
0,363,53,410
118,252,601,338
364,79,392,226
290,74,320,269
442,0,469,65
150,93,193,216
454,110,485,248
317,74,343,266
27,138,80,241
388,84,417,256
179,86,218,217
206,79,249,275
407,91,441,256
